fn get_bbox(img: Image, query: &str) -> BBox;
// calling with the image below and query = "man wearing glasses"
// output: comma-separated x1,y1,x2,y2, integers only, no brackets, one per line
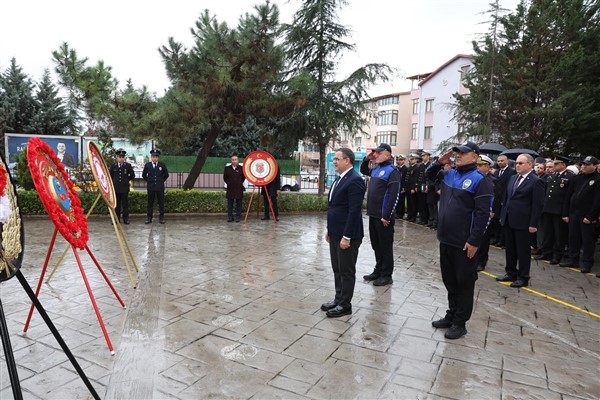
497,154,545,288
321,148,366,318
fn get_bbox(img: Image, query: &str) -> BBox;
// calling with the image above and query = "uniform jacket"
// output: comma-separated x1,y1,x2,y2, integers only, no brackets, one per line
542,169,575,215
223,164,245,200
327,169,366,241
109,161,135,193
562,171,600,220
395,164,408,188
404,163,419,193
493,166,516,214
360,158,401,220
142,161,169,191
500,172,545,230
427,162,493,248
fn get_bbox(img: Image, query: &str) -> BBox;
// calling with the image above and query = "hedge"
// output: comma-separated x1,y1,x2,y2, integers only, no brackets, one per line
17,189,332,215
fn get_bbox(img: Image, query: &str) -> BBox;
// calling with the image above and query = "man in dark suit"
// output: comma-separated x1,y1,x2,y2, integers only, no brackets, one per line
395,155,407,219
497,154,545,287
109,148,135,224
223,154,245,222
261,164,281,221
142,150,169,224
491,154,516,246
321,148,366,318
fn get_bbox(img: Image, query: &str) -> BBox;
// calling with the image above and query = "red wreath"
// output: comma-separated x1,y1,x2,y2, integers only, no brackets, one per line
0,163,6,196
27,137,89,249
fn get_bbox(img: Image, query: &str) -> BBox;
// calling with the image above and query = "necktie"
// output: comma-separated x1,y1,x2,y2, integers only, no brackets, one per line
513,175,523,192
499,168,504,177
329,176,341,201
153,163,157,169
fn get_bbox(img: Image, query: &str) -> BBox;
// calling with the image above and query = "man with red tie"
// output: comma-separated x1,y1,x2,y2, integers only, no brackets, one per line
497,154,545,288
321,148,366,318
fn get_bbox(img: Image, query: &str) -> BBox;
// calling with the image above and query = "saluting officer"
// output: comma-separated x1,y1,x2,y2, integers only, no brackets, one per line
142,150,169,224
109,148,135,224
536,155,575,264
560,156,600,273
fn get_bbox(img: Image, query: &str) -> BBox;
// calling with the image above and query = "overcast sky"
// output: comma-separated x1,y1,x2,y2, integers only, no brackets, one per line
1,0,521,98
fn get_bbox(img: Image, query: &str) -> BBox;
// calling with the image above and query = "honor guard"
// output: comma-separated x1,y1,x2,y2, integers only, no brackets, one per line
142,150,169,224
109,148,135,224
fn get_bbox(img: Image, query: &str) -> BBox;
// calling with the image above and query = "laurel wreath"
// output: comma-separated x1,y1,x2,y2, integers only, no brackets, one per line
27,137,89,249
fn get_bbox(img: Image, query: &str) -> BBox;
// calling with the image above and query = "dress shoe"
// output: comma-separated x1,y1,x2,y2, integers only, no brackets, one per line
549,259,560,265
432,317,452,329
159,219,165,224
145,219,152,224
261,216,269,220
531,248,541,255
275,217,280,221
123,220,130,225
476,264,486,272
489,240,498,246
510,279,528,288
326,305,352,318
559,261,578,268
227,218,234,222
533,254,551,261
320,300,337,311
363,272,380,281
496,274,516,282
373,276,393,286
235,219,240,223
580,266,592,273
444,325,467,339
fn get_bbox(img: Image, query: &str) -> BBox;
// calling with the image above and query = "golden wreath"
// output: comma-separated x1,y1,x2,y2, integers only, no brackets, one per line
26,137,88,249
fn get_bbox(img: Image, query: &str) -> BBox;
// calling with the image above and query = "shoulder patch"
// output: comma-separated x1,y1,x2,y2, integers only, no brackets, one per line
462,179,472,190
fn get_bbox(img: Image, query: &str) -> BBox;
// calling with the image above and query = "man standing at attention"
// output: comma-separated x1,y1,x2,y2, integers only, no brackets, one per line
109,148,135,224
426,141,494,339
223,155,245,222
142,150,169,224
360,143,401,286
321,148,366,318
497,154,545,288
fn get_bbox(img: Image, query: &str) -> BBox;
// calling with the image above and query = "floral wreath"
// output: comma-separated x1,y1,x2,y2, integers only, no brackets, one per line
27,137,88,249
0,163,6,196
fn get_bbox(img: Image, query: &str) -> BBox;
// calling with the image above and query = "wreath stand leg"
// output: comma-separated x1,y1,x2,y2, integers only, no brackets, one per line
45,193,102,284
0,297,23,400
108,207,138,288
243,186,258,224
15,271,101,399
264,189,277,223
83,245,125,309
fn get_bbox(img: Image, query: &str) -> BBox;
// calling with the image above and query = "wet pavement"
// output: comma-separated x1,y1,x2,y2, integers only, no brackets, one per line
0,213,599,399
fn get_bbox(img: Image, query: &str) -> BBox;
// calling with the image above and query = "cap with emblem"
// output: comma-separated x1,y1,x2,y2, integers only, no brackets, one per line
374,143,392,153
150,149,161,156
582,155,599,165
553,155,570,164
409,152,422,160
421,150,431,156
477,155,493,165
115,148,127,156
397,154,406,160
452,141,480,154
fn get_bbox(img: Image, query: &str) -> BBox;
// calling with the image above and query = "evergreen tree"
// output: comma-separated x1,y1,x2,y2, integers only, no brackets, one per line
0,58,36,136
455,0,600,156
28,69,73,135
284,0,393,195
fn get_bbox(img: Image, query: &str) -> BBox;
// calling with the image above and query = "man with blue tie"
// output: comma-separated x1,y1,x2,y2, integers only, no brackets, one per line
497,154,545,288
321,148,366,318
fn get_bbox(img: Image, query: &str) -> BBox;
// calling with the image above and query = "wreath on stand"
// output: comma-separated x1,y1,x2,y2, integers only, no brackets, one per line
27,137,88,249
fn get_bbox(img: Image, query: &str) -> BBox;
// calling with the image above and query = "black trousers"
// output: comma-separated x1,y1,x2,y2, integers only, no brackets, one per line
418,192,429,223
227,198,242,220
115,192,129,221
262,192,278,218
477,227,492,266
329,238,361,308
565,215,597,269
427,200,438,226
540,213,568,260
491,215,504,245
503,221,533,280
439,243,478,326
147,190,165,220
396,192,406,218
368,216,395,278
407,193,418,220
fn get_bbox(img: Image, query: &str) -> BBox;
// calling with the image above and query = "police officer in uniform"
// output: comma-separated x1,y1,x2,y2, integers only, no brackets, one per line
142,150,169,224
109,148,135,224
395,155,408,219
405,153,421,222
536,155,574,264
416,151,431,224
560,156,600,273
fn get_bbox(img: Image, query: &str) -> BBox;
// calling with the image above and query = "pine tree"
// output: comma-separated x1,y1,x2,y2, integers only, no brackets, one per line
27,69,73,135
0,58,36,135
284,0,392,195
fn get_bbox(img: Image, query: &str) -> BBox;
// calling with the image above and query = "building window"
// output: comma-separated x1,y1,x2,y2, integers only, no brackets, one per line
377,96,399,106
355,137,361,146
412,99,419,114
377,131,397,146
425,99,434,113
424,126,432,140
411,124,418,140
460,65,470,81
377,110,398,126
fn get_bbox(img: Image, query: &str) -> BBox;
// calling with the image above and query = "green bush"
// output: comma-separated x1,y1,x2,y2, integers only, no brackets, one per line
17,189,332,215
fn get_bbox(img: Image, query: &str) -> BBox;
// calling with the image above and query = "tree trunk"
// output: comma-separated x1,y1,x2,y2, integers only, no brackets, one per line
318,141,326,196
182,126,220,190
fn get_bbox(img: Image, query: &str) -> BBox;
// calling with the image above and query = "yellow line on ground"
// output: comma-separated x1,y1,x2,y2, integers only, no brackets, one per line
479,271,600,319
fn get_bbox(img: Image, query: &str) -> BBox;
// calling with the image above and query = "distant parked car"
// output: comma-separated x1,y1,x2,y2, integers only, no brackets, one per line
224,163,300,192
301,172,319,183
